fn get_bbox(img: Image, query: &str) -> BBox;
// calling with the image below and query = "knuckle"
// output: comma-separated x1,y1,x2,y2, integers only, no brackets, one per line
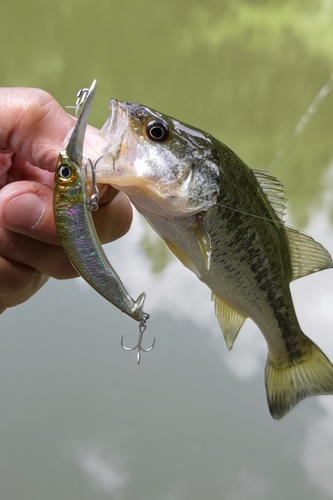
0,228,21,258
0,258,46,308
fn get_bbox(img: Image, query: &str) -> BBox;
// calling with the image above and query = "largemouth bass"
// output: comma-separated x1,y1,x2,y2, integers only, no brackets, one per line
94,98,333,418
54,82,146,322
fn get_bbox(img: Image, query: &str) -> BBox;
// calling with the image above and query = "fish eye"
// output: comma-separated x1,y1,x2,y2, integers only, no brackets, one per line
58,164,72,179
146,119,170,142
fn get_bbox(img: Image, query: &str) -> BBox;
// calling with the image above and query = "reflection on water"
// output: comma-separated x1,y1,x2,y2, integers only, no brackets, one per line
304,398,333,497
73,444,128,494
139,230,173,275
1,0,333,499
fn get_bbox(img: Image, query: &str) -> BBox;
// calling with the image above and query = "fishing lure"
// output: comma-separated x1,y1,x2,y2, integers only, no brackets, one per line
54,80,152,362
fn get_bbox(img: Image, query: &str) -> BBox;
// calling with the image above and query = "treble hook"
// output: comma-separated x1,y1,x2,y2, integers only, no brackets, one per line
83,156,100,211
121,313,155,364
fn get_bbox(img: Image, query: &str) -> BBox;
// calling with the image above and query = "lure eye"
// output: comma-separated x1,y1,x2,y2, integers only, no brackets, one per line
58,164,72,179
146,119,170,142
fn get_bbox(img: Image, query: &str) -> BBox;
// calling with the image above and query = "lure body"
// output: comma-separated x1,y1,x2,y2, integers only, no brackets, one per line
53,81,146,322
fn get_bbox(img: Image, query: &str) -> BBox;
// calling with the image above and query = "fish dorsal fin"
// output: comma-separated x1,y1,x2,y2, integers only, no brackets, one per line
191,215,212,270
285,227,332,280
212,293,247,350
252,169,286,221
252,169,332,279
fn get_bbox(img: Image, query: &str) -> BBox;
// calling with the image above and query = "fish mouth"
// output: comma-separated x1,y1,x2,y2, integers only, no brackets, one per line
99,99,129,160
95,100,199,213
94,100,216,217
93,99,133,184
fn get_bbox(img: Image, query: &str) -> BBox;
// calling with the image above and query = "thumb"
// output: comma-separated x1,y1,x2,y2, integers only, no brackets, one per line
0,87,94,172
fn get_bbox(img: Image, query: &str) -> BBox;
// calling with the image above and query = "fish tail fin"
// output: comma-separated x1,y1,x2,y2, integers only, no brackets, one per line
265,336,333,419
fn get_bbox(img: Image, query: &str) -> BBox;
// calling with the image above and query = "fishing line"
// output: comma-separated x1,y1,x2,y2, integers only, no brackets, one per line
220,74,333,226
269,73,333,171
214,202,325,241
215,202,287,226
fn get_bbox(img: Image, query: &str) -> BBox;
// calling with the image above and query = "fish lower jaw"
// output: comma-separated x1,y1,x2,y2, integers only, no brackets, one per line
93,170,210,217
91,175,176,212
93,173,140,187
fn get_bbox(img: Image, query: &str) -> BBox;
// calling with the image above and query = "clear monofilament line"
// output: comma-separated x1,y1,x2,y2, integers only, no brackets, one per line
269,73,333,171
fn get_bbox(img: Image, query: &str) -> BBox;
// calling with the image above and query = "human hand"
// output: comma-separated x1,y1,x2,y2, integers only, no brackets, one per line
0,87,132,313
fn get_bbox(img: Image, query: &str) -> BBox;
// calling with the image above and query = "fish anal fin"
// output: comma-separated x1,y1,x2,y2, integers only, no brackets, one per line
191,216,212,270
211,292,247,350
164,238,200,276
266,336,333,419
285,227,332,280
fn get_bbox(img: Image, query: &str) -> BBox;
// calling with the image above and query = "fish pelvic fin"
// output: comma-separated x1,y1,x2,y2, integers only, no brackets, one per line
164,238,201,276
265,336,333,419
286,227,332,280
212,293,247,350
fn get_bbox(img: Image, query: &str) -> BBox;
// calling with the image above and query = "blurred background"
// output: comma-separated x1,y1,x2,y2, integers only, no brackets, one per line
1,0,333,499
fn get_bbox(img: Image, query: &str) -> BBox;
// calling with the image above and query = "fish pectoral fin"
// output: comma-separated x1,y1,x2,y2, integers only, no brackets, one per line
164,238,200,276
191,216,212,270
266,336,333,419
211,293,247,350
286,227,332,280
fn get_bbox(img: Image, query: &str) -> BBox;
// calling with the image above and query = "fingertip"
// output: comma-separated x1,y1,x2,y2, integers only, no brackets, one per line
114,192,133,238
0,181,58,245
4,193,46,228
93,191,133,243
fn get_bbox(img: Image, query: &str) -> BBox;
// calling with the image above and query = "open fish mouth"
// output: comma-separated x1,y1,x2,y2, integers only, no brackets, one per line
99,98,129,160
81,98,128,172
94,99,218,215
93,99,135,185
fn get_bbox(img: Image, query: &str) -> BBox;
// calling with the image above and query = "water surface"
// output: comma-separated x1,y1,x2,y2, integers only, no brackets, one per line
1,1,333,499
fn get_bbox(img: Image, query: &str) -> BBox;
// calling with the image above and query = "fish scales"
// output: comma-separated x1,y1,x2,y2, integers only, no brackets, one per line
94,98,333,418
204,204,300,353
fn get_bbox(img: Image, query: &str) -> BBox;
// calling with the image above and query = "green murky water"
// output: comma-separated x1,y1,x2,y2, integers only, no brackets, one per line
1,1,333,499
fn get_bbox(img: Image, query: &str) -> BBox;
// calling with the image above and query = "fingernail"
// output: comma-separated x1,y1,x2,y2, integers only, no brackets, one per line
5,193,46,228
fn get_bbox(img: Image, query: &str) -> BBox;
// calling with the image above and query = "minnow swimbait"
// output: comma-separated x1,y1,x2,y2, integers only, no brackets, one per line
54,81,147,323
